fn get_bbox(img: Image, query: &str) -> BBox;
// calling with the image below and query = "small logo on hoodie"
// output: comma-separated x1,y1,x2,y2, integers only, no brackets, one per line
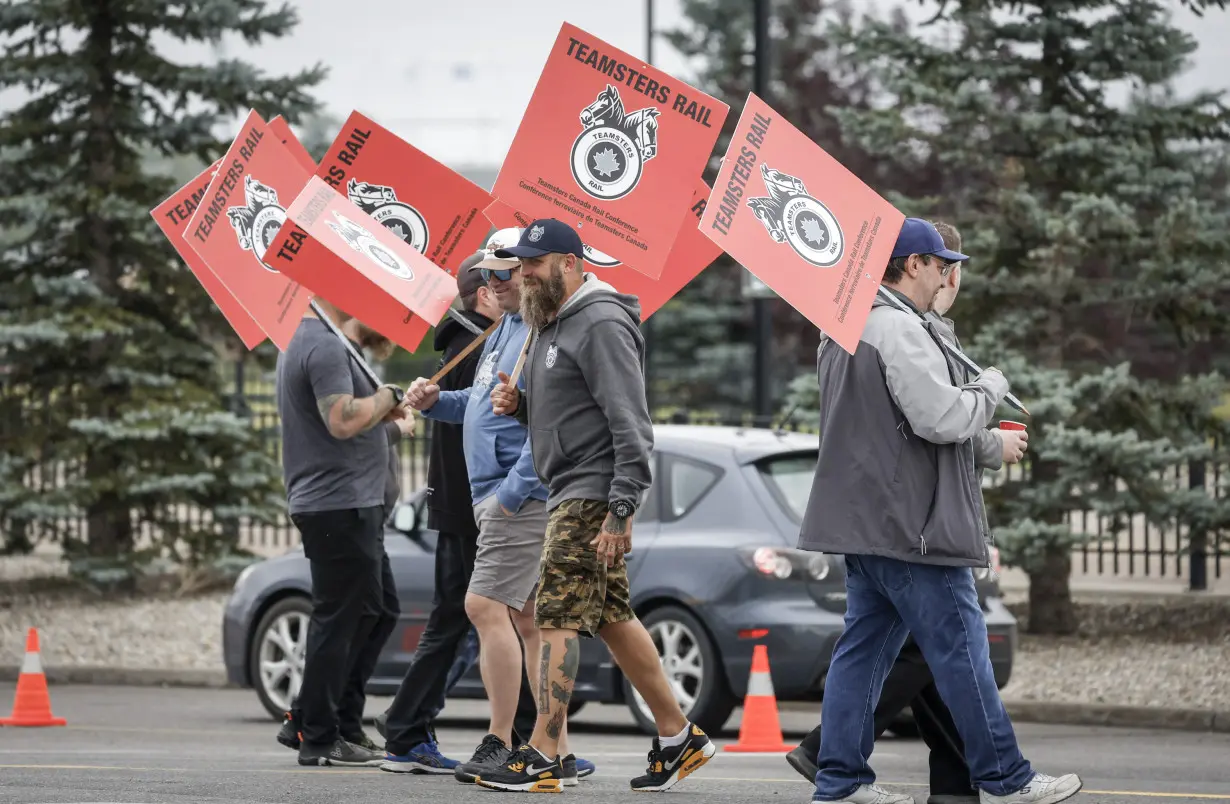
570,84,659,201
747,164,844,268
544,343,559,368
226,175,287,273
325,211,415,281
345,178,430,254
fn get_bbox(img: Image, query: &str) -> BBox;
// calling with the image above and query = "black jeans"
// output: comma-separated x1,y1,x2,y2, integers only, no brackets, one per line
802,640,974,797
292,505,387,747
385,530,539,755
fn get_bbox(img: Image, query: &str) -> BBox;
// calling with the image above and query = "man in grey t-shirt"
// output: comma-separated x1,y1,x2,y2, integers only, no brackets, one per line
274,299,408,767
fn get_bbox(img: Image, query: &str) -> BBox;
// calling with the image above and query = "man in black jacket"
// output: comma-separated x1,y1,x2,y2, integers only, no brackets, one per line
376,236,540,772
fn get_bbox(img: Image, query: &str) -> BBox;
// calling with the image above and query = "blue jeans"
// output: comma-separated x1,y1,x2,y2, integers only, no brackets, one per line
813,555,1033,800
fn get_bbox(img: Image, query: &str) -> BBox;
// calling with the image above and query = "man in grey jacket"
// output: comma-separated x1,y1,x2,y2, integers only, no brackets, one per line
802,218,1080,804
482,218,716,794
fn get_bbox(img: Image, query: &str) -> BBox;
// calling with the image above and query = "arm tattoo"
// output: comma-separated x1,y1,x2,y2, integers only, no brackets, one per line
316,388,392,437
605,514,628,535
538,643,551,715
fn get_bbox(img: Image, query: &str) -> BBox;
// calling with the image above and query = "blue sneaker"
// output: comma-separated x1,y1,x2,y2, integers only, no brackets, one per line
379,740,460,774
563,754,596,786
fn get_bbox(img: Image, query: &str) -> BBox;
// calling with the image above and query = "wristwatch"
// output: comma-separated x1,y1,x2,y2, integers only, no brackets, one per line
381,383,405,405
610,499,636,520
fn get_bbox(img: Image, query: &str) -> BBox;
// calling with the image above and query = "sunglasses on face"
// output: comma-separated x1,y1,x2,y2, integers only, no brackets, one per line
480,265,518,283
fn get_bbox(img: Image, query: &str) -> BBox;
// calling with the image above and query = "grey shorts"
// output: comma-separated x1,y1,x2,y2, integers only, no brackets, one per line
468,495,548,611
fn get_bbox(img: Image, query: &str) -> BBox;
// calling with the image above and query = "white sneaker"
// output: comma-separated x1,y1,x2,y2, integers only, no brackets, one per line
979,773,1083,804
819,784,915,804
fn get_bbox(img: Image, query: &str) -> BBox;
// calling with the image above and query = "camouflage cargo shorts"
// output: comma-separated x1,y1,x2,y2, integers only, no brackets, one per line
535,498,635,637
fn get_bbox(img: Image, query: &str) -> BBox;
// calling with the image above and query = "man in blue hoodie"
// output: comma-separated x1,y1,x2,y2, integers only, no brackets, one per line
402,238,593,787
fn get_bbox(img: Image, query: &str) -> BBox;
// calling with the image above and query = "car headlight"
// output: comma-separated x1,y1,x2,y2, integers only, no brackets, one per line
740,546,832,581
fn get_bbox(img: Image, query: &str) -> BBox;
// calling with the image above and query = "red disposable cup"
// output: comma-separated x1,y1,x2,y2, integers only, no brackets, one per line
999,420,1027,431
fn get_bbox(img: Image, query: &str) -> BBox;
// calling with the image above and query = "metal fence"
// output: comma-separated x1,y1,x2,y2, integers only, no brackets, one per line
3,381,1226,590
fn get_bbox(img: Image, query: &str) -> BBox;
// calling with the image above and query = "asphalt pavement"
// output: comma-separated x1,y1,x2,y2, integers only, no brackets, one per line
0,685,1227,803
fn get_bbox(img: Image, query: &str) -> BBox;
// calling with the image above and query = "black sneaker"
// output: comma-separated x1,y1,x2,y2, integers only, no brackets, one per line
374,710,388,740
298,737,384,767
343,730,381,753
455,733,513,784
629,723,716,792
276,711,300,750
473,744,564,793
785,743,818,783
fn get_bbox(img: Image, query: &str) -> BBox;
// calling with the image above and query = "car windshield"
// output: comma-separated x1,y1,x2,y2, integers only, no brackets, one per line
757,452,817,523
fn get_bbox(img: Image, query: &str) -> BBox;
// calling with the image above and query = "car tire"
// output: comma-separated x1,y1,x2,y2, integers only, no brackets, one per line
249,595,313,722
621,605,736,737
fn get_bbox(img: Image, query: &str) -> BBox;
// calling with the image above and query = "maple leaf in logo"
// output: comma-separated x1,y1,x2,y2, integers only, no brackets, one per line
387,222,408,241
801,217,828,248
592,148,621,178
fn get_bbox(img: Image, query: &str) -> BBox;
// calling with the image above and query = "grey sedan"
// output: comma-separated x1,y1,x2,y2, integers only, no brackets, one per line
221,424,1017,735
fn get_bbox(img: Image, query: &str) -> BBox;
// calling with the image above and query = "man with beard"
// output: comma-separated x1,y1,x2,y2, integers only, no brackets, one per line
274,299,409,767
400,233,595,785
786,222,1029,804
799,219,1079,804
277,317,411,757
485,219,715,794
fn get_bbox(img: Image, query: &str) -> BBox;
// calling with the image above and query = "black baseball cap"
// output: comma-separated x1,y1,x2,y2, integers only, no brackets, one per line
492,218,585,262
455,251,487,297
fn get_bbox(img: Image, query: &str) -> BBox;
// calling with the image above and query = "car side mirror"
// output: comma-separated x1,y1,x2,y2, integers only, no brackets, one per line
392,503,419,535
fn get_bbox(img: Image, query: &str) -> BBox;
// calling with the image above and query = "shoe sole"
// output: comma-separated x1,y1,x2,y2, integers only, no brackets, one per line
297,756,384,767
379,761,457,774
277,734,300,751
1028,779,1084,804
784,750,816,783
474,777,562,793
563,776,578,787
631,740,716,793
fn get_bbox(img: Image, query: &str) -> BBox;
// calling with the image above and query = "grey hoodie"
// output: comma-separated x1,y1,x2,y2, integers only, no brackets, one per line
797,289,1008,567
514,274,653,512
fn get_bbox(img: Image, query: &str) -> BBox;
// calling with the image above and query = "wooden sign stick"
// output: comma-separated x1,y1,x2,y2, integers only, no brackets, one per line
506,332,532,387
429,320,500,385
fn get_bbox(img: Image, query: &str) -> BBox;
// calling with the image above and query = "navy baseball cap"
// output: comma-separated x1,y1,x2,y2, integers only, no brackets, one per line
890,218,969,263
492,218,585,261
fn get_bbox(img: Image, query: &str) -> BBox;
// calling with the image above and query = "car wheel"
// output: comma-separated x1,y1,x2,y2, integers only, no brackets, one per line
621,605,736,736
249,595,311,721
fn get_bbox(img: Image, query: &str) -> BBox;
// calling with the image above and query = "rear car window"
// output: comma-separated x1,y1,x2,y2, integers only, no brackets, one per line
756,452,818,523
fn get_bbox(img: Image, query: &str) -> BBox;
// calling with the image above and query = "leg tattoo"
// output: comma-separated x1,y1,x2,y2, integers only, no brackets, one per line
545,635,580,740
538,642,551,715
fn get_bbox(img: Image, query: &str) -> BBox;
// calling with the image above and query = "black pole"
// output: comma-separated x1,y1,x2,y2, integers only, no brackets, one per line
752,0,773,424
643,0,657,416
1189,457,1208,592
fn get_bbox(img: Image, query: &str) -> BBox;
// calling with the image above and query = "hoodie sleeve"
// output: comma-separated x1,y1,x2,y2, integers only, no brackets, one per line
422,389,468,424
577,319,653,507
879,314,1009,444
974,429,1004,471
495,437,540,513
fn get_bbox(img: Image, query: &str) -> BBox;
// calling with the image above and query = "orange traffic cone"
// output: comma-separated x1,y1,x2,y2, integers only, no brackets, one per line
723,643,793,752
1,627,66,727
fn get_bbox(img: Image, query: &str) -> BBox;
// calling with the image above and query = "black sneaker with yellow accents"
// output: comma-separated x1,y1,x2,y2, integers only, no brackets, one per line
474,745,564,793
630,723,716,792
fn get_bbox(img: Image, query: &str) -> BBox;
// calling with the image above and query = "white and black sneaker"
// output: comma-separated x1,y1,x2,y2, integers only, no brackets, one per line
980,772,1083,804
298,737,384,767
455,733,513,784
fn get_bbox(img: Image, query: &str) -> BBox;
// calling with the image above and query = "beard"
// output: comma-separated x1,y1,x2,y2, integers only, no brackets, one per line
357,324,395,361
519,259,567,331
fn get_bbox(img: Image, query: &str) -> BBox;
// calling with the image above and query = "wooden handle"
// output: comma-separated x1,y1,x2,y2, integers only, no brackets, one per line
506,332,532,387
429,320,500,385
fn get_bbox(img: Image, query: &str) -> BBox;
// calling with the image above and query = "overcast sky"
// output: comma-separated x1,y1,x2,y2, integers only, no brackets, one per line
6,0,1229,169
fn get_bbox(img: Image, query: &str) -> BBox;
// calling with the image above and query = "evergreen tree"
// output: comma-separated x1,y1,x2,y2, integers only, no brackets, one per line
658,0,906,416
820,0,1230,632
0,1,324,574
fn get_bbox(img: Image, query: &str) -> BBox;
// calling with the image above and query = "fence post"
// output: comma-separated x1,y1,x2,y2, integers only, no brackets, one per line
1189,457,1208,592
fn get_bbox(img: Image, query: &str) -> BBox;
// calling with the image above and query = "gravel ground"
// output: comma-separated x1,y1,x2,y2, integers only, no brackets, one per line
2,574,1229,712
